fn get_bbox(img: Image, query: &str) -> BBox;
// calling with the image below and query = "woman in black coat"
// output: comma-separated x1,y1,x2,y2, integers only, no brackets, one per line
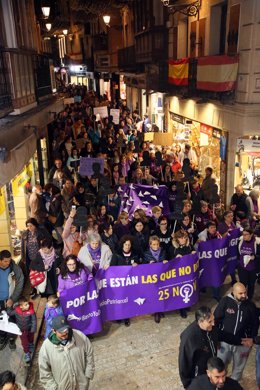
131,220,150,257
30,239,62,297
143,235,168,324
111,235,140,327
167,230,194,319
21,218,51,275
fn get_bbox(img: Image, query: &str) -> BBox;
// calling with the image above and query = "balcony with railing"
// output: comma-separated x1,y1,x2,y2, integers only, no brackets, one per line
135,26,168,64
118,45,136,71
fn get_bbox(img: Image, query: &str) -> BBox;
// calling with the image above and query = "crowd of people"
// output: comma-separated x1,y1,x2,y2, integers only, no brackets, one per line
0,84,260,389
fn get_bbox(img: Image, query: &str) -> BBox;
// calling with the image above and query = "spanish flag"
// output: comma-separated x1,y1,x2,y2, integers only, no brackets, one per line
197,55,239,92
168,58,189,86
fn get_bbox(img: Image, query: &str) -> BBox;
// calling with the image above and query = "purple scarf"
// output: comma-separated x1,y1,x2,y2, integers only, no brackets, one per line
150,248,161,261
87,244,101,264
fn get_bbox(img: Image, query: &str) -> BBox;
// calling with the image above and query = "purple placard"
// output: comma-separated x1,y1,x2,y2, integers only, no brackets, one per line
79,157,104,177
59,279,103,335
198,229,240,288
117,184,170,219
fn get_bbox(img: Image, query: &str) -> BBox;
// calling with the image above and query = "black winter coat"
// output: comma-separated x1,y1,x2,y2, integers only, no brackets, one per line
214,293,259,339
111,250,141,266
187,374,244,390
179,321,241,389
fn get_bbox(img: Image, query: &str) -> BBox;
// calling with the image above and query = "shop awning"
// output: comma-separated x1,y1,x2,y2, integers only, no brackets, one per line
0,97,65,187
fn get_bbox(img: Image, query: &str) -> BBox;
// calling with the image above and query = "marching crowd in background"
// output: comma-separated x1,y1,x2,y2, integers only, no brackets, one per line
0,84,260,389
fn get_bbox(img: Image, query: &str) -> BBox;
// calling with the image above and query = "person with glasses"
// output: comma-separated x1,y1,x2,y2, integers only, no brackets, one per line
0,371,27,390
58,255,92,296
237,227,260,300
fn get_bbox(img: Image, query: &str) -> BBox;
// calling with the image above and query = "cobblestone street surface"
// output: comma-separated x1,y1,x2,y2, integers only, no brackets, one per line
27,283,259,390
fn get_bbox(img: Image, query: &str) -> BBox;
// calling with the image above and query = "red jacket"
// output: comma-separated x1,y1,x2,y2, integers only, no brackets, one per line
12,302,37,332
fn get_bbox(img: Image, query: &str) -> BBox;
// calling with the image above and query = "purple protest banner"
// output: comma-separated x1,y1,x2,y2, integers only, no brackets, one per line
117,184,170,220
198,228,240,288
59,279,103,335
226,229,241,274
79,157,104,177
96,254,199,321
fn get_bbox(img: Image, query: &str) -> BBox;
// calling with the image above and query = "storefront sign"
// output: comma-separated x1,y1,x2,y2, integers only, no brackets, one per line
237,138,260,153
93,106,108,119
170,112,185,124
12,168,30,197
213,128,221,139
110,108,120,125
200,124,213,136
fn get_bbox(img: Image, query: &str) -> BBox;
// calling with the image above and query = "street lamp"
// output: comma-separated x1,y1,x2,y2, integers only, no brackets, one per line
41,6,50,18
63,29,68,35
103,15,111,26
45,23,52,31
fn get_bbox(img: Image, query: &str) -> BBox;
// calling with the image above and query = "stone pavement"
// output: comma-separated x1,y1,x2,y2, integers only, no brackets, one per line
0,290,46,385
26,281,259,390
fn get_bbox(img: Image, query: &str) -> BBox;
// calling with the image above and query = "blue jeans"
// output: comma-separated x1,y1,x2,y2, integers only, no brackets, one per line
256,345,260,389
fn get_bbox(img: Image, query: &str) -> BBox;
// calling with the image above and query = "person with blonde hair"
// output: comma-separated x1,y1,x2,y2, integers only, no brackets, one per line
113,211,131,240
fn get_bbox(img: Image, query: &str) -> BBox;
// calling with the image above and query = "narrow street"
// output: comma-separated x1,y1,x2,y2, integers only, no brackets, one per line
27,283,259,390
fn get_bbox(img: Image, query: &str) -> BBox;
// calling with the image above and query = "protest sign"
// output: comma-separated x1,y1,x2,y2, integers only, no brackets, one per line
79,157,104,177
110,108,120,124
60,279,103,335
198,229,240,288
93,106,108,119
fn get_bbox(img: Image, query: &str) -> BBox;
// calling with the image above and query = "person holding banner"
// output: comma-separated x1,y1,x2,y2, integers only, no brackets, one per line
111,235,141,327
168,230,195,319
143,236,168,324
237,228,260,300
58,255,92,296
77,233,112,275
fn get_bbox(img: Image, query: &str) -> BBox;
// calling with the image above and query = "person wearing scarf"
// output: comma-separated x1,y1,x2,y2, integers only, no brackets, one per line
237,227,260,300
77,232,112,275
168,230,195,318
110,235,141,327
143,236,168,324
30,239,62,296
